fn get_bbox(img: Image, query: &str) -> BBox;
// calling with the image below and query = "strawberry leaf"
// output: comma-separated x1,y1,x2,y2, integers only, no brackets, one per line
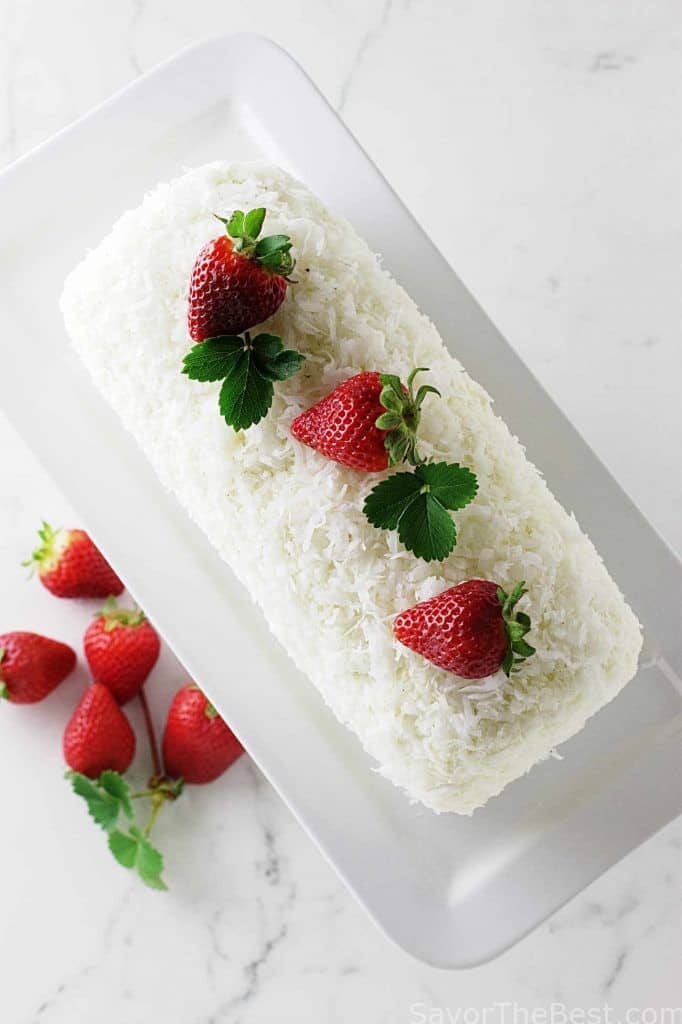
99,770,133,819
108,828,168,891
108,828,138,867
254,235,295,276
130,827,168,891
183,334,304,432
415,462,478,510
243,207,266,239
514,639,536,659
375,411,402,430
67,770,131,832
225,210,245,239
363,472,422,530
264,351,306,381
251,333,283,360
252,334,305,382
397,492,457,562
254,234,292,258
219,350,274,430
363,461,477,561
378,375,405,412
182,336,243,382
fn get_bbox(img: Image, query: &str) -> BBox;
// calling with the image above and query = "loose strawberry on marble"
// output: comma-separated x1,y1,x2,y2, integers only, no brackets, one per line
84,599,160,705
0,632,76,704
25,522,123,599
63,683,136,777
394,579,535,679
162,684,243,784
188,207,295,341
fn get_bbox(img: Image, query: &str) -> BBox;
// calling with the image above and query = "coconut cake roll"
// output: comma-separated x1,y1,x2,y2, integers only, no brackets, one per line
60,161,642,814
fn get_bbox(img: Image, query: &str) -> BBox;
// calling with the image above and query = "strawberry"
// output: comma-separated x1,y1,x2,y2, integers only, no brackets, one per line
162,684,243,784
0,632,76,704
394,580,535,679
63,683,136,777
291,368,439,472
188,207,295,341
25,522,124,599
84,599,161,704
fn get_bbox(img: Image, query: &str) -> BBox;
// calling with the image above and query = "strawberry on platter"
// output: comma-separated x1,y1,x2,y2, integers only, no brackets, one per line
0,631,76,704
63,683,136,777
162,684,244,785
25,521,123,599
84,598,160,704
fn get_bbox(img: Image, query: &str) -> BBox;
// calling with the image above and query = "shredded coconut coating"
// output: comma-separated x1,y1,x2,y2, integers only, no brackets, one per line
61,162,642,814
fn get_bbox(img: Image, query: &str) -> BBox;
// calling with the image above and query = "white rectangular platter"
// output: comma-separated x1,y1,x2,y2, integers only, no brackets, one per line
0,34,680,968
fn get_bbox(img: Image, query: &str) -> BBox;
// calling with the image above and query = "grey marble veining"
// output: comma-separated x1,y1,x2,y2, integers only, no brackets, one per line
0,0,680,1020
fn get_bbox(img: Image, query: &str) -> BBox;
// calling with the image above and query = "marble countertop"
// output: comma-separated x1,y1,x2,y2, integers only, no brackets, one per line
0,1,680,1020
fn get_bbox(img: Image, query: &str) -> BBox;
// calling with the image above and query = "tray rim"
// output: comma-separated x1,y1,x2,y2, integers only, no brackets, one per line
0,32,680,968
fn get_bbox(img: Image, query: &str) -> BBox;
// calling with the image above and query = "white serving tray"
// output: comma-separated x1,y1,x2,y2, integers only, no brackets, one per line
0,34,679,968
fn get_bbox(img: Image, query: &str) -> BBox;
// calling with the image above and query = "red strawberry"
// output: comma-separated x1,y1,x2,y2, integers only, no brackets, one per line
162,684,243,784
0,632,76,704
291,368,438,472
63,683,136,777
25,522,124,599
84,599,161,704
394,580,535,679
188,207,294,341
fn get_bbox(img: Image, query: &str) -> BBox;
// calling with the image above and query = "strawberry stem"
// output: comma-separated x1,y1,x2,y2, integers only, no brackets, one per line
130,779,183,801
144,792,166,838
138,688,163,779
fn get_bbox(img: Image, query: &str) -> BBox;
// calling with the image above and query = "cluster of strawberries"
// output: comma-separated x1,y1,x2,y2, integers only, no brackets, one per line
1,523,243,888
185,210,536,679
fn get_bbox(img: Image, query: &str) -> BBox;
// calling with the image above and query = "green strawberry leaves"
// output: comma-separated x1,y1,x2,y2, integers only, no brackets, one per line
182,333,305,432
67,769,134,831
217,207,295,277
363,367,479,560
223,207,266,243
498,581,536,675
393,490,456,563
108,826,167,891
181,336,243,383
376,368,440,468
218,349,277,430
364,462,478,562
253,235,295,276
67,769,169,891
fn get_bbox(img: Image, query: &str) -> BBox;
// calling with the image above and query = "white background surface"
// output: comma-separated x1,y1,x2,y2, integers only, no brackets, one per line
0,1,680,1021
